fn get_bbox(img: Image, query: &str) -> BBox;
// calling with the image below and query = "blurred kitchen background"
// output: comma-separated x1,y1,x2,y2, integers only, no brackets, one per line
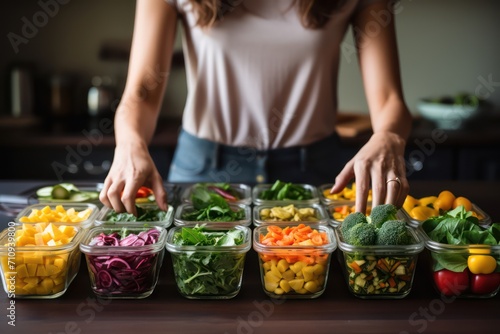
0,0,499,181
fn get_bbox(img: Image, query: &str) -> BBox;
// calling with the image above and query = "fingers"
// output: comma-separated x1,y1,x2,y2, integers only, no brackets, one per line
353,161,370,214
151,172,168,211
330,160,355,195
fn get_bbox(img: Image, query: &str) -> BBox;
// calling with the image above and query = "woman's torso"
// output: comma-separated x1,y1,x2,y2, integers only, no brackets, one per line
168,0,366,149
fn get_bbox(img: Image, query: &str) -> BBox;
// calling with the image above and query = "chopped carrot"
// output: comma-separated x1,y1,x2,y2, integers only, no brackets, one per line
349,261,362,274
260,224,328,247
388,277,397,288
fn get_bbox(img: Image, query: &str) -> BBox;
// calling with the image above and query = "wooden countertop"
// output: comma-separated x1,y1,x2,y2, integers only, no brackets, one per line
0,180,499,334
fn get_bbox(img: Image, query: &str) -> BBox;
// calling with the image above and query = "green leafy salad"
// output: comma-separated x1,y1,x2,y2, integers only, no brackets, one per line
105,205,169,222
169,226,248,297
181,185,246,222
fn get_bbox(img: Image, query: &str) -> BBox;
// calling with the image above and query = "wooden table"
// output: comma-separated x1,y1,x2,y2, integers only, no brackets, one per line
1,181,499,334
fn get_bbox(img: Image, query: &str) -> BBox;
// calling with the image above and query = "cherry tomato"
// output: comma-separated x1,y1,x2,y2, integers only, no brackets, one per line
136,186,153,198
470,273,500,295
433,269,469,296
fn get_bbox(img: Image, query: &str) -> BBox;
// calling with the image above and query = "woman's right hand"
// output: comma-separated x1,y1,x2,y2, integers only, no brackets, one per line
99,141,168,216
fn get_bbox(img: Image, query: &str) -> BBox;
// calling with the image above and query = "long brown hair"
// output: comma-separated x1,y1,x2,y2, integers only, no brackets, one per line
188,0,343,29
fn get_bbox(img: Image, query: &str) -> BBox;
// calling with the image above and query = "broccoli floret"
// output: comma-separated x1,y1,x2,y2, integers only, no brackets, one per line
370,204,398,228
376,220,413,245
346,223,377,246
340,212,368,241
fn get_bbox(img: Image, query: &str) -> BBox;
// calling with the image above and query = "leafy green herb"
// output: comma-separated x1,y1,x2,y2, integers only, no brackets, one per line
259,180,313,201
170,226,247,296
106,206,168,222
422,206,500,272
182,187,245,222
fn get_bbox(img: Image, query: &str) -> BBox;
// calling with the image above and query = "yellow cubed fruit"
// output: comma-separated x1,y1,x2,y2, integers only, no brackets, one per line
16,264,29,278
23,254,44,265
281,269,295,281
279,279,292,293
264,270,281,283
270,264,282,279
36,264,48,277
276,259,289,273
23,277,40,285
302,265,315,282
288,279,305,292
27,263,38,276
52,283,65,293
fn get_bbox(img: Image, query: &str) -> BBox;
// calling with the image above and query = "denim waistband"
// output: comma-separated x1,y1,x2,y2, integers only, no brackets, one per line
179,129,341,159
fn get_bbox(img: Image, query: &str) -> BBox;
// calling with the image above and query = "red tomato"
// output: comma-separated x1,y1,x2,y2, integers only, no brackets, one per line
433,269,469,296
136,186,153,198
470,273,500,295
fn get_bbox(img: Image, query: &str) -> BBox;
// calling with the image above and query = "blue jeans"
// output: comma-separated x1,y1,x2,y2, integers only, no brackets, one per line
167,129,352,184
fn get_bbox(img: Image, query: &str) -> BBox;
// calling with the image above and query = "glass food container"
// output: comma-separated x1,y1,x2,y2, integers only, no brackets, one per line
94,203,174,228
79,225,167,299
174,203,251,227
181,183,252,206
166,225,251,299
402,203,491,228
420,229,500,298
253,203,329,227
0,222,84,298
334,226,424,299
253,224,336,299
252,183,319,206
15,202,99,229
318,183,372,206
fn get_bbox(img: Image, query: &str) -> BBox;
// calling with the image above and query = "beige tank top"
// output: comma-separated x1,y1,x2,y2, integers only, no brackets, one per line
166,0,375,149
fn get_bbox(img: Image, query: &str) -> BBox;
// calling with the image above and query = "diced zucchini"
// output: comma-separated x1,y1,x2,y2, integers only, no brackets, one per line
354,275,366,288
354,260,366,266
394,265,406,276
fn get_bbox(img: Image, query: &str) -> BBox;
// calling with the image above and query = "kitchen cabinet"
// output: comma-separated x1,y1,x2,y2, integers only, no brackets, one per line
1,116,499,181
458,147,500,180
1,145,172,181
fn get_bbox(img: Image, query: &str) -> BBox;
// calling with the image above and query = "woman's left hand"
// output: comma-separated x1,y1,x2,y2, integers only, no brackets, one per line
330,131,409,214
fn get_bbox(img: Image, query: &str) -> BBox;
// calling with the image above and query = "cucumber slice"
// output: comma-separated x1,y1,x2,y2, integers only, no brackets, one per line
69,193,91,202
36,186,54,198
85,191,100,200
59,183,79,192
51,185,71,199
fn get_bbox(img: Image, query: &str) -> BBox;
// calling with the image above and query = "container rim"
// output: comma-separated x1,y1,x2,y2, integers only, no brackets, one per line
79,225,167,254
94,203,174,227
173,202,251,226
180,183,252,205
0,223,84,253
252,183,320,205
417,226,500,253
14,202,100,227
252,224,337,253
165,225,251,253
253,203,329,226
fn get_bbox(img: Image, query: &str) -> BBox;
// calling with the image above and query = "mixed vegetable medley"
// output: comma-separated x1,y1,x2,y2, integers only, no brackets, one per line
339,204,419,297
